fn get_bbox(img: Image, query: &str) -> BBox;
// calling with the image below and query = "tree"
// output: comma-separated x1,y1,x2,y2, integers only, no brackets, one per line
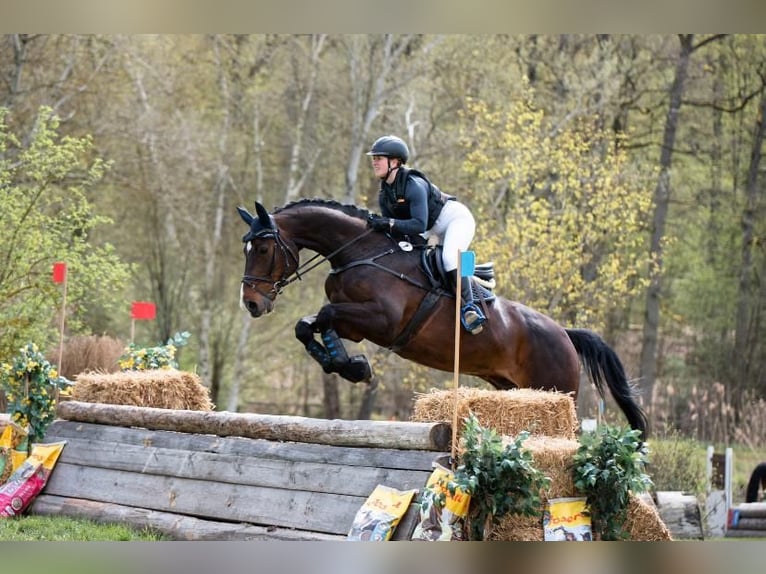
460,88,652,330
0,106,132,358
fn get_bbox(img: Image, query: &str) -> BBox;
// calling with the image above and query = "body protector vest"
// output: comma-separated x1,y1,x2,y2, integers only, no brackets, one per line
382,167,455,230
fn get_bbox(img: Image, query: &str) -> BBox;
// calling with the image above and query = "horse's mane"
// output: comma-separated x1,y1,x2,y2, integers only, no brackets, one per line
274,198,371,221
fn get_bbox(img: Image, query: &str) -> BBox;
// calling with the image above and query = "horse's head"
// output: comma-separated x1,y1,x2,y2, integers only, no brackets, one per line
238,201,299,317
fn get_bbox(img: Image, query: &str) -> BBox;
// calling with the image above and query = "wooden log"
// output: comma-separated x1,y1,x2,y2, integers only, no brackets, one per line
728,517,766,530
56,401,451,451
730,502,766,518
654,491,703,540
30,494,344,541
44,433,432,497
724,528,766,538
43,462,367,535
44,421,442,471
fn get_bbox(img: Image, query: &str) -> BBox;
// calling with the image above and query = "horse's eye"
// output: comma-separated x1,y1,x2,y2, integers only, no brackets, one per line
257,244,270,255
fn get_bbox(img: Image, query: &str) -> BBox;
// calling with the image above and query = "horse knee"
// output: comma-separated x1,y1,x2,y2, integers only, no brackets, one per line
315,306,336,332
295,319,315,344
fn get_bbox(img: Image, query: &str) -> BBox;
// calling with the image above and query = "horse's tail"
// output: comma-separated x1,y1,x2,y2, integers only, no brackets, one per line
565,328,648,438
745,463,766,503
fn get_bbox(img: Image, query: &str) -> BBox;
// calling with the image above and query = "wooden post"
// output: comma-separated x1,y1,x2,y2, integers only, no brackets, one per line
55,268,68,403
451,250,462,466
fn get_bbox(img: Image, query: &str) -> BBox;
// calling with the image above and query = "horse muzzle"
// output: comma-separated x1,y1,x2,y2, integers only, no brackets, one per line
240,284,275,317
244,297,274,318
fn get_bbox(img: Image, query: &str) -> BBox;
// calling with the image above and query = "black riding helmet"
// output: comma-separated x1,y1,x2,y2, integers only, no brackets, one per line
366,135,409,163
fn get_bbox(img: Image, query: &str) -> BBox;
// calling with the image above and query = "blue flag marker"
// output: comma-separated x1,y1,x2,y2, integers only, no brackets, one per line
460,250,475,277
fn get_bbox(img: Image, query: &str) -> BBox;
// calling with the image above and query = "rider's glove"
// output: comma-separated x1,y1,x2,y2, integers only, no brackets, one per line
367,215,393,232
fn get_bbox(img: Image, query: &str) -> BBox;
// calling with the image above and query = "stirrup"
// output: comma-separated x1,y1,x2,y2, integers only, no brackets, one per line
461,303,486,335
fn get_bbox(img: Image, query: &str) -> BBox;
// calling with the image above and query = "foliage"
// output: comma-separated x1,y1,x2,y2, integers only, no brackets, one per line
118,331,191,371
646,429,707,495
0,514,166,541
459,85,653,328
0,343,72,443
0,106,133,358
446,412,550,540
573,424,652,540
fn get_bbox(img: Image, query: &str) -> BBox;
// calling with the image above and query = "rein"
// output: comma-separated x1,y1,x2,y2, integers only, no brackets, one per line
242,226,376,297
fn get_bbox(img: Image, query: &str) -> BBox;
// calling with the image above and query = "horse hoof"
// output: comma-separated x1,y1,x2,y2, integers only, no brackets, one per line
339,355,372,383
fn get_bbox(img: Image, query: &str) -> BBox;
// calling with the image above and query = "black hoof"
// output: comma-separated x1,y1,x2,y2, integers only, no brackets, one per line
338,355,373,383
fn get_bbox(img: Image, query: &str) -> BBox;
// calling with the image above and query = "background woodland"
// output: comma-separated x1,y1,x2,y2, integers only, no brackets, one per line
1,34,765,446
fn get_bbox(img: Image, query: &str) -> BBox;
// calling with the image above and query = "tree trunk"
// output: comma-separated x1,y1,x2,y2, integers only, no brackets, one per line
322,372,340,419
733,90,766,401
284,34,325,203
639,34,693,419
356,377,378,420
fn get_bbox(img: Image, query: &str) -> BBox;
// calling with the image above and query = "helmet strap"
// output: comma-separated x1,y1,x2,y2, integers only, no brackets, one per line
385,158,399,180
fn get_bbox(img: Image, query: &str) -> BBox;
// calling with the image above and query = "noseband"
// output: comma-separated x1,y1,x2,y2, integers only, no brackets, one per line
242,225,375,300
241,229,299,300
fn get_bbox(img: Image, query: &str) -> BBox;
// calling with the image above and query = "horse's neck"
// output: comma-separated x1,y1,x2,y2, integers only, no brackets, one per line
279,210,363,257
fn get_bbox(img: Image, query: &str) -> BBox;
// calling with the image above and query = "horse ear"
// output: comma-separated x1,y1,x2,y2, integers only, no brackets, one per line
255,202,273,229
237,206,254,226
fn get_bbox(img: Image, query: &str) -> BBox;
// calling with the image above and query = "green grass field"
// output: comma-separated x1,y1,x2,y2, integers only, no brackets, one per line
0,514,167,541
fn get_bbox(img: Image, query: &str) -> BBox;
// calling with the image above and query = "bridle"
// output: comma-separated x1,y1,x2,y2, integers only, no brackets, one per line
241,225,374,300
241,228,300,300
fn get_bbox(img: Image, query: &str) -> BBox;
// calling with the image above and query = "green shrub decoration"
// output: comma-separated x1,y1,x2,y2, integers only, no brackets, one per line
118,331,190,371
0,343,72,443
573,424,652,540
446,412,550,540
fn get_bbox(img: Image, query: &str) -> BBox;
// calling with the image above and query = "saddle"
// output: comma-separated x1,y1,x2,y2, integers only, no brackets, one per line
388,240,496,352
419,244,497,303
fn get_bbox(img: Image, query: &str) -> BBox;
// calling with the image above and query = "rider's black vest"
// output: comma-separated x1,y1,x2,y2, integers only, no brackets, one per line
382,167,454,230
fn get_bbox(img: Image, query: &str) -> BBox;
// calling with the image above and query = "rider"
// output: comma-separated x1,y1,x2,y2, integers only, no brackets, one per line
366,134,486,334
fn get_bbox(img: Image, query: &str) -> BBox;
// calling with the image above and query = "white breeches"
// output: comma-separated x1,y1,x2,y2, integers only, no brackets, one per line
422,200,476,272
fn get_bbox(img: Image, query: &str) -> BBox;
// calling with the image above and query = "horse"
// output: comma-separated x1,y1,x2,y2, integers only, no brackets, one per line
746,463,766,503
237,198,647,437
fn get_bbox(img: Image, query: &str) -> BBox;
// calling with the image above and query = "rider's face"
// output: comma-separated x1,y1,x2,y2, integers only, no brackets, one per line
371,155,398,180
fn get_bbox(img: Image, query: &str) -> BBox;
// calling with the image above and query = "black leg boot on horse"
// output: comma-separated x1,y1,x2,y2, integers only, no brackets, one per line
295,316,372,383
449,270,486,335
321,328,373,383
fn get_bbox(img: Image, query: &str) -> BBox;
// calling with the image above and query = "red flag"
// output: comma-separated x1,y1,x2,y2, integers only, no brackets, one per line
131,301,156,320
52,262,67,284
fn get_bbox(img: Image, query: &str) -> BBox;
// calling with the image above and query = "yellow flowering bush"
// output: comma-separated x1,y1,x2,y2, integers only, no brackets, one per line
0,343,72,443
118,331,190,371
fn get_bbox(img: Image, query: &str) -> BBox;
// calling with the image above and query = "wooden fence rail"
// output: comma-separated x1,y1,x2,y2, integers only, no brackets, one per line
30,402,451,540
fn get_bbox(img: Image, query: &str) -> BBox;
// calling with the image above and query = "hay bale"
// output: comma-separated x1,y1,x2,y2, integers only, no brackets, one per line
627,493,673,541
72,369,214,411
488,494,672,541
489,436,580,541
411,387,578,440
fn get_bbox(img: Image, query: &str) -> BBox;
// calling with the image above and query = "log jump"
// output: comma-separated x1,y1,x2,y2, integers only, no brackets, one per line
30,401,451,540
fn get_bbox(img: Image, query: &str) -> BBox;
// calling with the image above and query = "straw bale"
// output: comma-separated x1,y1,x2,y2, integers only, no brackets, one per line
486,440,671,541
411,387,578,440
488,436,579,541
72,369,214,411
626,493,673,541
489,494,672,541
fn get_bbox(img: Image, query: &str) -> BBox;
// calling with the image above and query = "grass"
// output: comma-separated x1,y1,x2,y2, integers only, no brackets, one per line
0,514,167,541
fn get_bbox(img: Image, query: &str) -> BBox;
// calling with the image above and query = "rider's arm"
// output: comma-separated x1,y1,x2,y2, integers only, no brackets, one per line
391,176,429,235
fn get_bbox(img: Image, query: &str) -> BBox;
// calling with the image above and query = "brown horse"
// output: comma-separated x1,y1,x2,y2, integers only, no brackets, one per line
238,198,647,437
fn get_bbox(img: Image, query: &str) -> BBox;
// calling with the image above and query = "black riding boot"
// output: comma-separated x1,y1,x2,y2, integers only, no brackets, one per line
449,270,486,335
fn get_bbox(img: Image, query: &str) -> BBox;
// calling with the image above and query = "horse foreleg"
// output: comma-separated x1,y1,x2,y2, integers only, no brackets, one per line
295,315,333,373
295,314,372,383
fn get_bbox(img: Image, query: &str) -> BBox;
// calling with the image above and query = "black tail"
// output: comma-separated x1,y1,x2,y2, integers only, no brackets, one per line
566,328,648,438
745,463,766,503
